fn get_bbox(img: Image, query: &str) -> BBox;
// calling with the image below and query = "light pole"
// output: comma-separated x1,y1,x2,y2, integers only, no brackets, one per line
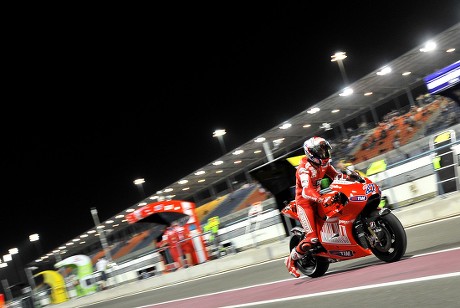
133,178,146,198
25,266,38,307
401,71,416,107
331,51,349,86
90,207,113,264
213,129,227,154
29,233,43,259
0,266,13,303
7,249,23,284
91,207,119,287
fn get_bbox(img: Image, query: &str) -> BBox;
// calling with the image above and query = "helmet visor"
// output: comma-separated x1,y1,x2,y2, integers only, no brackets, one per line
314,142,331,159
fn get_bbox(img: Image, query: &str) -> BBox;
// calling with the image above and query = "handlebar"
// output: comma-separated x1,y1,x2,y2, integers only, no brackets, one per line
343,168,365,183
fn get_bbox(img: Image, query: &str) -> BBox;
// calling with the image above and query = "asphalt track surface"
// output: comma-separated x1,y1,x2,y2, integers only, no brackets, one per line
78,215,460,308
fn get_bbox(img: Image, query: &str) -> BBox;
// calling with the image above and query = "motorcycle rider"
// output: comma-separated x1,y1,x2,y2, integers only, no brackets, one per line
285,136,344,278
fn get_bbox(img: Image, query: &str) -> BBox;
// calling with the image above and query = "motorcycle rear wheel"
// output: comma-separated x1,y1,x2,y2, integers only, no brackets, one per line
289,235,330,278
370,212,407,262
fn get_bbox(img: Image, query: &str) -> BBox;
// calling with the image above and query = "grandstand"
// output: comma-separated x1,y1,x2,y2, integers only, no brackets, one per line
30,23,460,271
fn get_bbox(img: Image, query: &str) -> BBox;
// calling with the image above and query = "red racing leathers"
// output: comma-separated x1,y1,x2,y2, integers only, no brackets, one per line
294,156,342,254
158,226,183,269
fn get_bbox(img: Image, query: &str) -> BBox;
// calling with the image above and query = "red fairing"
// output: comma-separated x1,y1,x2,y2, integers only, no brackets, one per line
283,175,382,260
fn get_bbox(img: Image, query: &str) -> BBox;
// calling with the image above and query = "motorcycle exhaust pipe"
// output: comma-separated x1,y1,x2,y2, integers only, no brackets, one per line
354,222,369,249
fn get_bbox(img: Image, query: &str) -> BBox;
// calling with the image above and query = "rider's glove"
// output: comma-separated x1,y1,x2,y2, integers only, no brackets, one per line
318,192,340,208
349,171,366,183
348,172,360,181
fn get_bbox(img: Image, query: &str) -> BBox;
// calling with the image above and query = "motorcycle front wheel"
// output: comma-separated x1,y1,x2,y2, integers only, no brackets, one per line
289,235,329,278
370,212,407,262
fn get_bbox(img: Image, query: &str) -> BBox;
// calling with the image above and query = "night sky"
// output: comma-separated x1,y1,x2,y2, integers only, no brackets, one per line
2,2,459,272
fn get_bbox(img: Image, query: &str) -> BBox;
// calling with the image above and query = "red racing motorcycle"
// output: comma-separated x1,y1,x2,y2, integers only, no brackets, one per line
281,170,407,278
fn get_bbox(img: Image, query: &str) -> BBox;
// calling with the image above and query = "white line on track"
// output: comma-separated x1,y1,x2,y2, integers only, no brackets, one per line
221,271,460,307
139,247,460,307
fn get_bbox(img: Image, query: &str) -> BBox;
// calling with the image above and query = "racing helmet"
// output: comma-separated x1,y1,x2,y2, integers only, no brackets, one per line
303,137,332,166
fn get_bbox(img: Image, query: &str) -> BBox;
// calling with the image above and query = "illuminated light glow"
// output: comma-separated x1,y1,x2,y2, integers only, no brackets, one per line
133,178,145,185
402,71,411,76
320,123,332,131
198,179,206,182
377,66,392,75
331,51,347,62
279,123,292,129
446,48,455,53
254,137,266,142
182,187,190,191
232,149,244,155
273,138,284,148
332,109,340,113
303,124,311,128
213,160,224,165
194,170,205,175
339,87,354,96
178,179,188,184
254,150,262,153
420,40,436,52
234,160,242,164
216,170,223,173
29,234,39,242
364,92,373,96
307,107,320,114
212,129,226,137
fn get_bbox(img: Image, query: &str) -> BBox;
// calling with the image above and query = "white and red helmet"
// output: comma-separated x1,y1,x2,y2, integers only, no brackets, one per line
303,137,332,166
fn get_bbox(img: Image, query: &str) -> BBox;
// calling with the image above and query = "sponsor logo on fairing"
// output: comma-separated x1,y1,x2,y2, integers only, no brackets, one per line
164,204,174,210
330,250,355,257
349,195,367,201
339,219,354,224
333,180,351,185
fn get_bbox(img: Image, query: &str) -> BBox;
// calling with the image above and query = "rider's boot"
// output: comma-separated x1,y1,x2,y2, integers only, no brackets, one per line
285,248,302,278
285,236,319,278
